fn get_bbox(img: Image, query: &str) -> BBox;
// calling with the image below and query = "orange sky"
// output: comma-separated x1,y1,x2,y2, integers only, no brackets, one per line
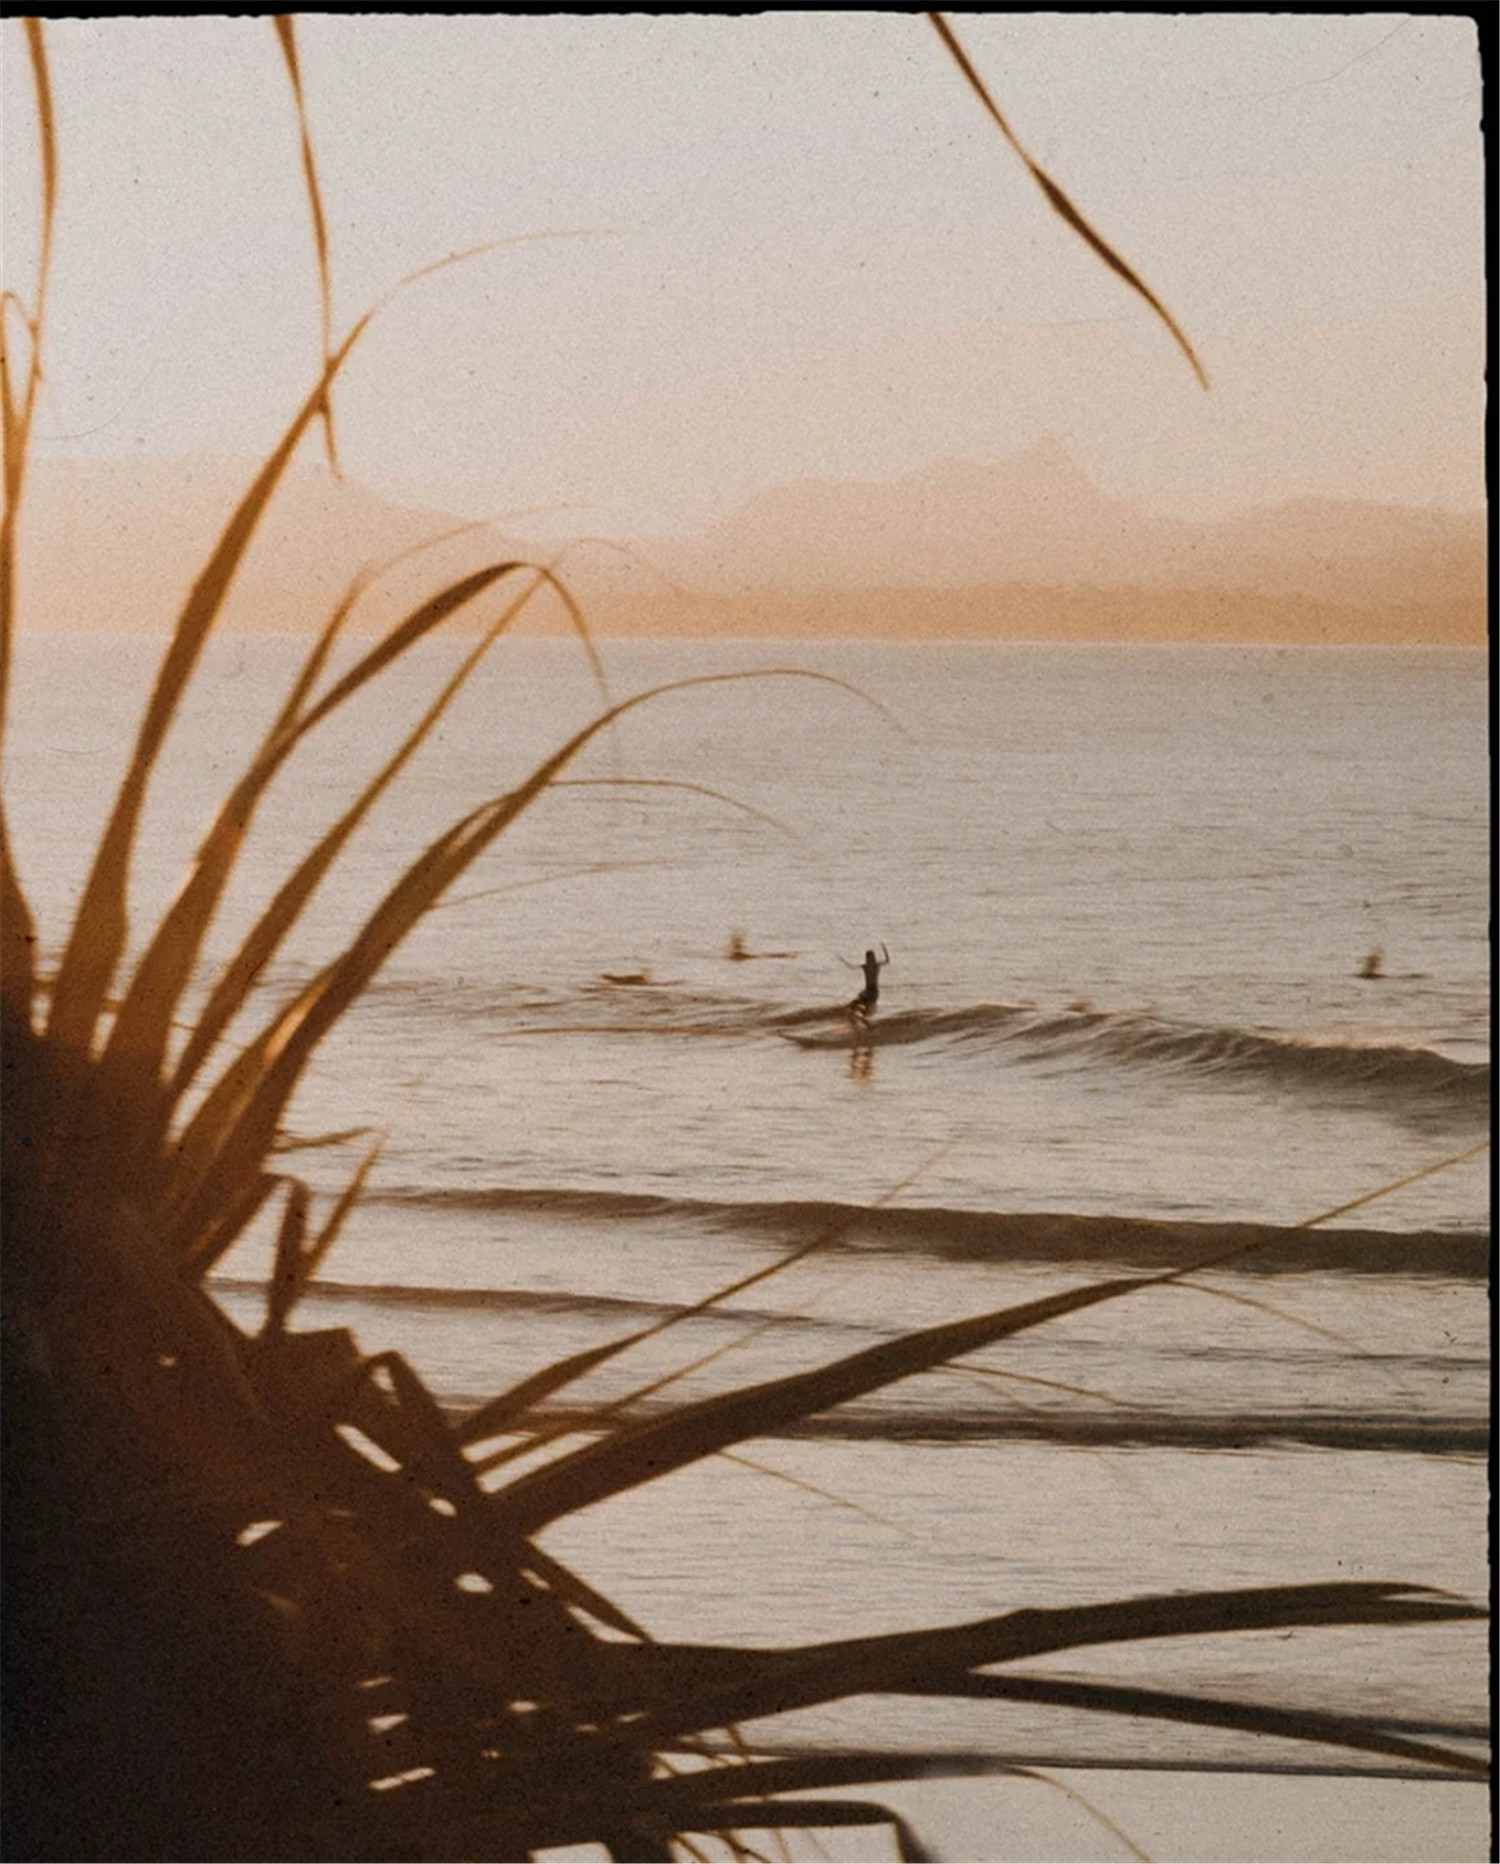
4,14,1486,549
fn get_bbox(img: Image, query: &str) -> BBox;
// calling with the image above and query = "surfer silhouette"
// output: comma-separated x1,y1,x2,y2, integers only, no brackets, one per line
841,944,889,1025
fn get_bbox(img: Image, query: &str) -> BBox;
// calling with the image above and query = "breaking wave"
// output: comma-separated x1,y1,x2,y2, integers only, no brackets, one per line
348,975,1488,1122
774,1002,1488,1111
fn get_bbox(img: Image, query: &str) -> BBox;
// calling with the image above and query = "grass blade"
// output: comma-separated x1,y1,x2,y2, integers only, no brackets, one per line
681,1802,935,1857
301,1132,382,1282
261,1135,381,1337
1008,1769,1151,1863
262,1176,310,1337
166,560,538,1113
927,11,1208,389
1,19,57,751
42,328,368,1059
460,1151,946,1448
717,1449,919,1541
168,670,872,1264
459,1336,655,1450
927,1671,1490,1778
522,1541,653,1643
0,22,56,1034
95,574,369,1120
42,229,547,1064
491,1268,1179,1532
0,810,37,1035
493,1142,1493,1532
98,523,482,1114
272,16,338,473
554,776,806,848
602,1582,1481,1741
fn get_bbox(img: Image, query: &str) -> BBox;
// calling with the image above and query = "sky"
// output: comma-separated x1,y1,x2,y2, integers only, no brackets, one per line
4,12,1487,541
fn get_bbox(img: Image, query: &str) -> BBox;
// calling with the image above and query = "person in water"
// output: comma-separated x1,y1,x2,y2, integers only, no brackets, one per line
844,943,889,1022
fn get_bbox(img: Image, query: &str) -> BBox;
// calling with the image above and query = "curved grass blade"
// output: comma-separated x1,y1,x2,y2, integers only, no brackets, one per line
43,231,582,1066
124,560,532,1137
272,16,338,473
633,1754,1025,1861
1171,1276,1363,1351
522,1540,653,1643
623,1582,1482,1746
475,1309,797,1479
262,1175,311,1337
490,1267,1183,1533
1,19,57,746
554,777,808,849
949,1358,1169,1512
678,1761,1144,1863
951,1359,1160,1414
262,1134,381,1337
407,1794,929,1863
165,561,539,1117
717,1449,919,1541
95,570,369,1113
491,1143,1493,1531
167,556,608,1114
42,326,368,1060
95,524,483,1093
533,552,614,718
168,670,875,1263
458,1149,945,1449
436,856,674,913
683,1804,935,1860
459,1335,657,1452
1009,1769,1151,1863
302,1132,382,1281
932,1672,1489,1778
927,11,1208,389
0,21,56,1032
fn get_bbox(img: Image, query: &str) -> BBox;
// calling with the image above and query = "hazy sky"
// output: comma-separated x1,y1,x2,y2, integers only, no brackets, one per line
4,12,1485,538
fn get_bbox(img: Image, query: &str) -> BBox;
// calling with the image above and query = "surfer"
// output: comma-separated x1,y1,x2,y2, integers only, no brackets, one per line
842,944,889,1024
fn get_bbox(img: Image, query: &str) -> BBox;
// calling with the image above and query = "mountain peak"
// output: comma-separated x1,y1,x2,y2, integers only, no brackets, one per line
906,440,1108,518
688,441,1126,589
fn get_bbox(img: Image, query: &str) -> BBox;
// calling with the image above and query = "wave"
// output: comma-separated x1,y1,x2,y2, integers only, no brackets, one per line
212,1274,834,1332
413,1389,1485,1457
210,1272,1491,1381
364,1185,1488,1279
777,1001,1489,1108
209,1275,1484,1457
604,1404,1489,1456
345,972,1488,1120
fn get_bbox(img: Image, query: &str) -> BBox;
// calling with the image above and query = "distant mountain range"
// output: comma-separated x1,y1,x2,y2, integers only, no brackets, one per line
17,443,1486,643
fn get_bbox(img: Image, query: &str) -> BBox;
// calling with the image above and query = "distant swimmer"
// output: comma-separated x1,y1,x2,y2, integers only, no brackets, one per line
724,928,800,962
1357,947,1385,980
841,943,890,1025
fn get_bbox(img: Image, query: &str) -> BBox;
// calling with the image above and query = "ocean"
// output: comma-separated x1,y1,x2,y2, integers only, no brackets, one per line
8,631,1490,1860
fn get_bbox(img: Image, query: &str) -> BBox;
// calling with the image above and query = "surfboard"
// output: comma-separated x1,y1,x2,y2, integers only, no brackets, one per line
779,1012,876,1050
